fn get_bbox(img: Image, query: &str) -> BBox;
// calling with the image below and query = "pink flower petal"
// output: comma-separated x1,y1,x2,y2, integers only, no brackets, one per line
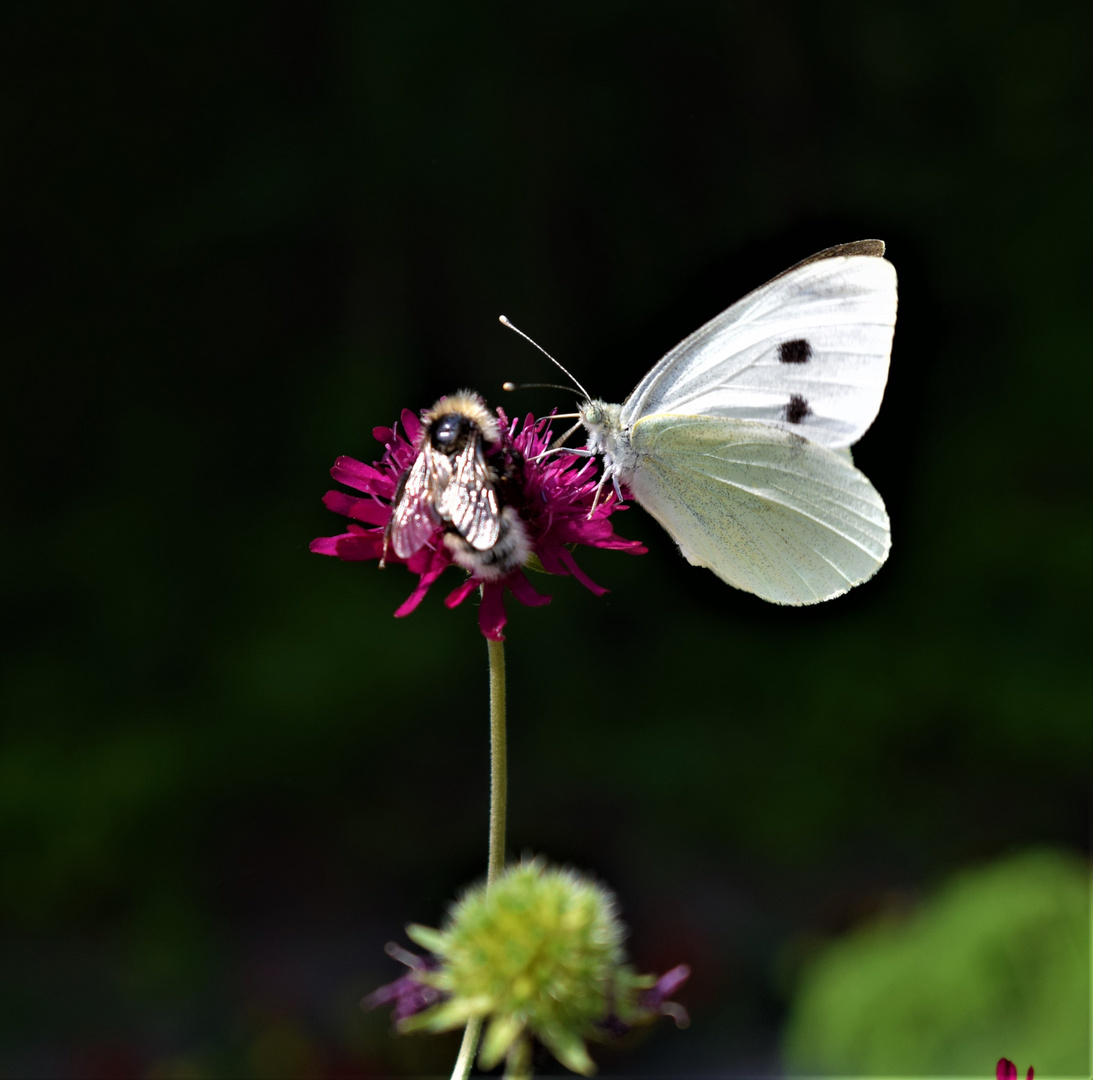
556,546,607,595
395,549,449,617
400,409,422,443
309,535,344,556
644,964,690,1007
536,548,567,576
311,526,383,561
321,490,390,525
478,582,508,640
331,456,394,497
998,1061,1017,1080
444,577,479,609
507,572,551,608
601,536,647,553
334,533,384,560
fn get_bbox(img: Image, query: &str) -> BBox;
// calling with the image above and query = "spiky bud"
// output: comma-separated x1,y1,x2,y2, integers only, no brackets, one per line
379,857,687,1077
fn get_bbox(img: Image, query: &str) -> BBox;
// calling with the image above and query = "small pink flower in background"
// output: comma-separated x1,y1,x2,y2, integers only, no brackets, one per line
311,401,645,639
598,962,692,1036
639,962,692,1026
362,943,442,1023
998,1058,1034,1080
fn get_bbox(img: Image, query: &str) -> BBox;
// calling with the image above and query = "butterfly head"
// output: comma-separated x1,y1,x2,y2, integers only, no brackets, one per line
579,400,606,428
577,399,623,456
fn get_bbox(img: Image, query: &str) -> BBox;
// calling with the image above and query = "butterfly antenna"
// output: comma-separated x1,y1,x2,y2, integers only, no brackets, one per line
502,381,577,394
498,315,592,402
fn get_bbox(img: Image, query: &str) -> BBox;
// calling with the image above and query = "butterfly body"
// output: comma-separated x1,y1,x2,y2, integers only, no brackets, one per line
575,241,897,605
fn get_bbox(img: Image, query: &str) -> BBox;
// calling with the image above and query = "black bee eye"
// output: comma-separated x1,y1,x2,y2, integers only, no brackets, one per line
432,414,466,449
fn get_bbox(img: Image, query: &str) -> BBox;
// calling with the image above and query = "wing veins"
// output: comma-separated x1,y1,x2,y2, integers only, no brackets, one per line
641,456,864,600
654,448,887,559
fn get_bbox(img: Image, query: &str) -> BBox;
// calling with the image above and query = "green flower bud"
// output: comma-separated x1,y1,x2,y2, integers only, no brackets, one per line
365,857,690,1078
402,857,626,1077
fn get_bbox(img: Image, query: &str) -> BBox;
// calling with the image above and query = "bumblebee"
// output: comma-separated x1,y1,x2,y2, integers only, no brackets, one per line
385,392,530,580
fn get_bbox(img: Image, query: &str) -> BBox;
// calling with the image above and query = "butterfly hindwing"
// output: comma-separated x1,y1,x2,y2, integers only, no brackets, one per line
627,413,890,605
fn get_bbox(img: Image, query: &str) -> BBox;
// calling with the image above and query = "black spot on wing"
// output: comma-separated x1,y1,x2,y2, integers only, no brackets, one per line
784,394,812,424
779,338,812,364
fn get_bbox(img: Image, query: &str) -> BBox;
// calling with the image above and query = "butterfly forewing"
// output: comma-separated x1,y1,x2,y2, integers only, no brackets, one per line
768,238,887,280
628,414,890,605
619,254,896,450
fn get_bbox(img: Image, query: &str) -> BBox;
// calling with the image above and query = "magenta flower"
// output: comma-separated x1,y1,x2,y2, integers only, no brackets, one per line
998,1060,1034,1080
310,398,645,639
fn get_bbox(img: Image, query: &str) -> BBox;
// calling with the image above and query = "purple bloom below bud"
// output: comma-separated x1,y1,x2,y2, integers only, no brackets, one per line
362,942,444,1024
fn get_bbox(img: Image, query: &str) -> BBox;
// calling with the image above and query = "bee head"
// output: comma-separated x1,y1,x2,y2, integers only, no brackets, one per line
430,411,472,452
422,391,500,455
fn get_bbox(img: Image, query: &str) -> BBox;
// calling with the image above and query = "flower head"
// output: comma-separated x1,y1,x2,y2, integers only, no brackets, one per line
998,1059,1034,1080
310,394,645,639
366,858,689,1078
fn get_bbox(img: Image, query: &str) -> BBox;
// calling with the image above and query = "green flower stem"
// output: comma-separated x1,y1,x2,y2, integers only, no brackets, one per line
451,635,508,1079
451,1016,482,1080
487,636,507,886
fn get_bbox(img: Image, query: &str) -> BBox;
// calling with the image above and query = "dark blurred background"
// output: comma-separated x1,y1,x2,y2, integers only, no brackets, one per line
1,3,1089,1077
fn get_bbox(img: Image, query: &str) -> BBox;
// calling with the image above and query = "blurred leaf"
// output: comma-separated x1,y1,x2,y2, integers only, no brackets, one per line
783,849,1092,1074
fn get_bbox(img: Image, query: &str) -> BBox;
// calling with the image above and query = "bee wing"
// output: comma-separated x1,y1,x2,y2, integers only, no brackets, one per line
388,445,448,559
439,436,502,551
628,413,890,605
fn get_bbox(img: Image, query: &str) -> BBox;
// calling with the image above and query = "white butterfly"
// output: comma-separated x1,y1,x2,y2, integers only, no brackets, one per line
515,240,897,605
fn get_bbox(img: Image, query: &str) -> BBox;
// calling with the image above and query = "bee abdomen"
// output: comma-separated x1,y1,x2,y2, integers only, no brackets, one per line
444,506,530,581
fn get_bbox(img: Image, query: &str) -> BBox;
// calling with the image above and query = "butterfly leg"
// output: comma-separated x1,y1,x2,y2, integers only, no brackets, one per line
529,446,594,464
587,468,624,517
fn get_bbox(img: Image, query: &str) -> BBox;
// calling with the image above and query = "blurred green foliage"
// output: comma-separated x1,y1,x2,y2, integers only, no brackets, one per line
783,849,1091,1074
0,0,1089,1074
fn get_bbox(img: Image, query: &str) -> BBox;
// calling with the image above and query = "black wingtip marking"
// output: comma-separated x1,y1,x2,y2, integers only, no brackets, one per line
785,394,812,424
779,338,812,364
